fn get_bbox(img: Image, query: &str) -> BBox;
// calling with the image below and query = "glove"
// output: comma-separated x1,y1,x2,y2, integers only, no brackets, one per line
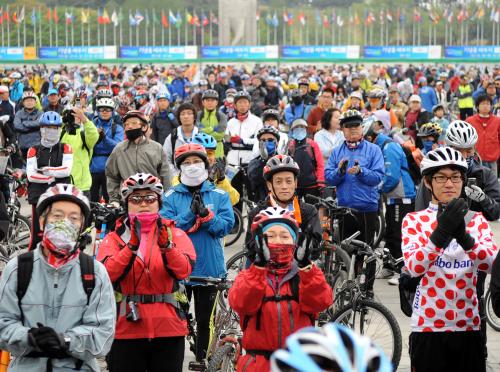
429,199,468,248
157,218,172,250
190,193,202,216
28,323,68,358
295,241,311,268
338,159,348,176
465,185,486,203
98,129,106,141
213,159,226,182
230,135,243,144
213,125,221,132
110,201,121,209
128,217,141,251
254,234,270,267
454,219,476,251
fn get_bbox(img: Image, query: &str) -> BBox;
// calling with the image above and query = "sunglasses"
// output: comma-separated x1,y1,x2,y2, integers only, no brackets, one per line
128,194,158,205
260,138,276,143
99,108,113,113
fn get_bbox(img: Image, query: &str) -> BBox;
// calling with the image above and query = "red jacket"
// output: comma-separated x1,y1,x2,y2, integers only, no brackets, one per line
466,114,500,162
228,264,333,372
97,217,196,339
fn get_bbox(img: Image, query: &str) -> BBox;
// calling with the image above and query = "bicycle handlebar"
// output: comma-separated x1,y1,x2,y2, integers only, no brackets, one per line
187,276,232,289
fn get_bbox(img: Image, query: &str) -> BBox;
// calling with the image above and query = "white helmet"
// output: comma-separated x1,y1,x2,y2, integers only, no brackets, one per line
120,173,163,201
420,147,467,176
445,120,478,149
96,97,115,110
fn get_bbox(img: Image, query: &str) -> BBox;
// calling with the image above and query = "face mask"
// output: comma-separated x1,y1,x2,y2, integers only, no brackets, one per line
423,140,435,153
180,162,208,187
125,127,144,141
42,219,80,258
265,140,277,156
128,212,158,231
345,139,362,150
292,96,303,105
466,156,475,168
40,127,61,148
268,243,295,269
291,127,307,141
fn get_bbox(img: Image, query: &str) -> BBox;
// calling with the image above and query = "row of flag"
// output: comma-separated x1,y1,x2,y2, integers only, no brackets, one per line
0,6,499,28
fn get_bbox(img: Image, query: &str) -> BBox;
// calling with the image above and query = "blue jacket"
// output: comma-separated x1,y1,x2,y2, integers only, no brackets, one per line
13,108,43,150
284,103,312,125
418,86,437,113
90,116,124,174
168,78,189,101
160,181,234,279
472,86,499,106
325,140,384,212
375,134,416,202
10,80,24,103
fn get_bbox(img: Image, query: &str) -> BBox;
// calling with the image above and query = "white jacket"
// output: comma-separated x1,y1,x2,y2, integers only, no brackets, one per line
163,126,199,179
225,113,263,166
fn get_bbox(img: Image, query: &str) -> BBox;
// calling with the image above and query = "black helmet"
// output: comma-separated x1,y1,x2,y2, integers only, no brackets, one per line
234,91,251,104
202,89,219,101
257,125,280,141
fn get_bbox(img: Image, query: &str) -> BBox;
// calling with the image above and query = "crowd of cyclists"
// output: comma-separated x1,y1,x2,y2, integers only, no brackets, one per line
0,62,498,371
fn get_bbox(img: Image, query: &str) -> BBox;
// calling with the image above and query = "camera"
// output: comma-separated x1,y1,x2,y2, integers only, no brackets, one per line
126,301,141,322
62,108,78,135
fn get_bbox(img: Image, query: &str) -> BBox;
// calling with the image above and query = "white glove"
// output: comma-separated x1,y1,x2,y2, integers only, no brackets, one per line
0,115,9,124
110,201,121,209
465,185,486,203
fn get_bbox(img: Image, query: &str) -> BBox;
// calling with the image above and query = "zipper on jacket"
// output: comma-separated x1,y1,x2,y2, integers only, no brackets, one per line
275,272,283,347
52,269,59,319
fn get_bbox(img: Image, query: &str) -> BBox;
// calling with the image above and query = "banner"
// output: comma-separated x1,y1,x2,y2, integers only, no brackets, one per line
444,46,500,60
201,45,278,60
281,46,360,59
363,46,442,59
39,46,117,60
0,47,37,61
120,46,197,60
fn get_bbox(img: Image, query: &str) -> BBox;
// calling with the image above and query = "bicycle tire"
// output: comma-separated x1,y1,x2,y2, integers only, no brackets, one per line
329,298,402,370
206,343,237,372
485,289,500,332
218,250,247,311
7,215,31,253
373,209,385,249
225,208,244,247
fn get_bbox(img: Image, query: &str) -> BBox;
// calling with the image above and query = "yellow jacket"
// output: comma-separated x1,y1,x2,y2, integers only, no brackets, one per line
171,175,240,206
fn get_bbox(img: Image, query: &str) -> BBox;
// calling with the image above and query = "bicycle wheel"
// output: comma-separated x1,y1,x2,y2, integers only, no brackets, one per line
218,251,247,310
485,289,500,332
330,298,402,370
225,208,244,247
373,209,385,249
207,343,237,372
6,215,31,254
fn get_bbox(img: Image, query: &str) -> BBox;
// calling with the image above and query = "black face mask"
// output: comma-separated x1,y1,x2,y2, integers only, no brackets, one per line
125,128,144,141
292,96,303,105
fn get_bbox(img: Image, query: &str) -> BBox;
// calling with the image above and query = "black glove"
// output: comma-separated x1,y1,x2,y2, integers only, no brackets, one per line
28,323,68,358
339,159,348,176
454,219,475,251
213,158,226,182
429,199,468,248
190,193,202,216
254,234,270,267
295,240,311,268
198,205,209,218
98,129,106,141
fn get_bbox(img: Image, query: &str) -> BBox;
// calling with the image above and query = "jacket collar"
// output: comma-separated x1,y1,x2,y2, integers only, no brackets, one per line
173,179,215,193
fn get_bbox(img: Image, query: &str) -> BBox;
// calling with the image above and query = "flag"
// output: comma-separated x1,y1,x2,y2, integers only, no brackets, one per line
298,12,306,26
379,9,385,25
494,7,500,23
102,9,111,24
315,10,321,25
337,15,344,27
265,12,272,25
98,8,103,24
0,8,3,25
111,9,118,27
398,9,406,24
162,10,168,27
46,8,51,22
457,8,465,23
201,12,209,27
447,10,454,23
18,6,25,23
413,8,422,23
65,11,73,25
152,10,159,25
386,9,393,22
364,11,375,26
12,10,18,24
210,11,218,25
287,12,293,25
476,7,485,20
186,11,193,25
331,11,336,26
354,12,360,25
256,10,260,21
53,7,59,23
31,8,36,24
134,10,144,25
176,11,182,26
322,13,329,27
283,11,288,24
81,9,89,24
168,10,177,25
192,12,200,27
272,12,279,27
129,10,137,26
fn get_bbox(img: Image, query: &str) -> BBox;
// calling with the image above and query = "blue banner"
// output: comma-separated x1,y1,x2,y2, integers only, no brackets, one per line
281,45,360,59
444,46,500,60
201,46,278,60
364,46,441,59
0,47,36,60
39,46,116,60
119,46,197,60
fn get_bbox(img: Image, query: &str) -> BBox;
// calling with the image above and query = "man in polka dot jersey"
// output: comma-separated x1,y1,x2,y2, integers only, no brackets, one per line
402,147,498,372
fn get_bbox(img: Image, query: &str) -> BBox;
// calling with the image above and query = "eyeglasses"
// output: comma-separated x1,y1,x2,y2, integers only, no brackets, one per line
99,108,113,113
128,194,158,205
432,175,463,184
260,138,276,143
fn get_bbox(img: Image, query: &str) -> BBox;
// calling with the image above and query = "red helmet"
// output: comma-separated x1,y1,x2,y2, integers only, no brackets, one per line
174,143,208,169
122,110,148,125
121,173,163,201
250,206,300,238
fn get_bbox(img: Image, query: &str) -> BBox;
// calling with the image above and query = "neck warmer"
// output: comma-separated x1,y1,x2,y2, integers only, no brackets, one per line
237,111,249,122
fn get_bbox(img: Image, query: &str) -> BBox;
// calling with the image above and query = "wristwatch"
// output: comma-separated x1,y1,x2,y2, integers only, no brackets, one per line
64,336,71,349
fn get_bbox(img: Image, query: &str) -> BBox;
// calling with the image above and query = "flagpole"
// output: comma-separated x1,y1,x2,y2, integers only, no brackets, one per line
23,10,26,47
120,8,123,47
113,11,116,46
154,9,158,46
104,13,107,46
210,11,213,46
87,9,90,47
6,5,10,47
162,11,165,46
136,10,139,46
65,9,68,47
97,10,101,46
128,11,132,46
145,9,149,46
33,10,36,49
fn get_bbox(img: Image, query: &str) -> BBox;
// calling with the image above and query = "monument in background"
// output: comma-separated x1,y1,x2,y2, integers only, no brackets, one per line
218,0,258,45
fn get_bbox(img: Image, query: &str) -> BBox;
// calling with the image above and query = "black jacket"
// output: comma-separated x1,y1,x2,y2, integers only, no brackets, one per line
247,156,268,203
151,111,177,146
491,253,500,317
244,197,323,261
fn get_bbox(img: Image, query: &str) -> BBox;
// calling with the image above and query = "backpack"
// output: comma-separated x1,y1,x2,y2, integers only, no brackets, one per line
383,139,422,185
398,210,476,317
170,129,178,164
16,251,95,324
288,139,318,188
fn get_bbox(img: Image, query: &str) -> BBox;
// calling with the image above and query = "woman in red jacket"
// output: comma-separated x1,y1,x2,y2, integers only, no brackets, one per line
228,206,333,372
97,173,196,372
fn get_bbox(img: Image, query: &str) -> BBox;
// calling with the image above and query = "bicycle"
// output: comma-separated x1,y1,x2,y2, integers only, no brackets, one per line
186,276,240,372
327,231,403,370
88,202,125,258
485,282,500,332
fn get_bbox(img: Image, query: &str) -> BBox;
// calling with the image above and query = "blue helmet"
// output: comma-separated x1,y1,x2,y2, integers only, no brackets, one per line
270,324,392,372
156,91,171,101
192,132,217,150
39,111,63,127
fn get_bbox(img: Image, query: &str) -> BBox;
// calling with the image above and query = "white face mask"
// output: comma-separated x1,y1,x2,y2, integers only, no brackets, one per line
180,162,208,187
40,127,61,148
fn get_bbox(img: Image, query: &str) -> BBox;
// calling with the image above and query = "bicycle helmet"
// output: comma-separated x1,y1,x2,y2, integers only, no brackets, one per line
96,97,115,110
270,323,392,372
96,80,109,89
420,147,468,176
156,91,171,101
257,125,280,141
250,206,299,239
445,120,478,149
432,103,445,113
367,87,387,100
199,79,208,86
120,173,163,201
362,115,382,138
39,111,63,127
349,91,363,101
417,122,442,138
21,91,37,101
110,81,121,88
290,89,302,98
37,184,91,223
263,155,300,181
9,71,21,79
262,108,281,123
96,88,113,99
202,89,219,101
339,109,363,128
174,143,209,169
225,88,237,98
74,89,88,100
122,110,149,125
233,91,251,104
192,132,217,150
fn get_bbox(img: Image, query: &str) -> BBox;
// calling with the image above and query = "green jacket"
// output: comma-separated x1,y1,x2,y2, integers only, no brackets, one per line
197,109,227,158
61,119,99,191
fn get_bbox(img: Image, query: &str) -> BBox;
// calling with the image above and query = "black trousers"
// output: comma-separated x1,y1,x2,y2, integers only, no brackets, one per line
476,270,488,358
186,285,218,361
230,166,250,211
108,337,185,372
459,107,474,120
384,202,415,271
28,204,41,251
409,331,485,372
90,172,109,203
339,211,378,291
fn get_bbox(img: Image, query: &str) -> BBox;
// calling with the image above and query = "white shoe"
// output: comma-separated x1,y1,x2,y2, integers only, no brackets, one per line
388,274,400,286
376,268,393,279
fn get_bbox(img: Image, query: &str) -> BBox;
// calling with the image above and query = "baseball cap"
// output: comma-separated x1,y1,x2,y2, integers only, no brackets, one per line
0,86,8,93
48,88,58,95
409,94,421,103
